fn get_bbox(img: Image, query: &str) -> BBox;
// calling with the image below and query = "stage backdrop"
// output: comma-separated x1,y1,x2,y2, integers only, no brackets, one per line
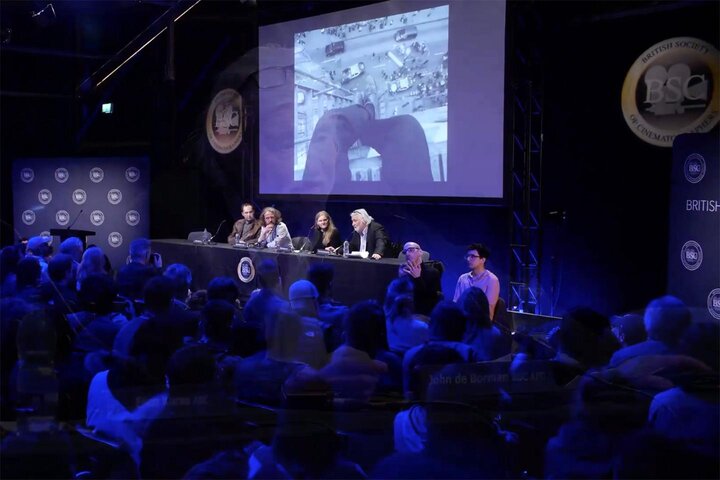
668,133,719,321
13,157,150,270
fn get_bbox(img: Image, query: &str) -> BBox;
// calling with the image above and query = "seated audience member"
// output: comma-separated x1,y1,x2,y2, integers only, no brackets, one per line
206,276,239,305
184,449,249,479
68,274,128,353
384,276,414,318
227,202,262,244
648,322,719,458
141,345,246,479
452,243,500,319
25,235,52,279
196,300,241,390
323,301,390,401
398,241,442,316
58,236,84,264
307,263,348,352
257,206,292,249
116,238,161,301
348,208,388,259
402,301,478,393
1,298,34,421
234,308,324,407
1,245,21,297
610,312,647,347
609,295,691,367
187,289,208,312
76,246,110,290
394,345,465,454
15,256,42,304
39,253,78,315
242,260,288,342
163,263,193,309
457,287,507,360
284,280,327,368
309,210,342,252
386,294,429,355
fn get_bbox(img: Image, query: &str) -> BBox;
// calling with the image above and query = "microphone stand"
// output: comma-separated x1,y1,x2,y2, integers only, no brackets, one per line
206,219,227,245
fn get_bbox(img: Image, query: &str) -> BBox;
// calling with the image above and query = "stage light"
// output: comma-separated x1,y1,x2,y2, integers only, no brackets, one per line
102,103,114,114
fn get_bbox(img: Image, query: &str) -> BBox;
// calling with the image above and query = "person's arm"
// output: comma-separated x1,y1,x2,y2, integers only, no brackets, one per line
227,220,241,244
452,276,463,302
268,223,291,248
486,276,500,320
372,223,388,259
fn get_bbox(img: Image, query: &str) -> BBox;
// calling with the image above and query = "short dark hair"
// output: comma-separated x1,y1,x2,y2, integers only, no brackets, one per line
143,276,174,313
79,274,117,314
201,300,236,342
345,300,387,356
429,301,467,342
307,263,334,296
467,243,490,260
257,259,280,290
207,277,238,304
48,254,74,283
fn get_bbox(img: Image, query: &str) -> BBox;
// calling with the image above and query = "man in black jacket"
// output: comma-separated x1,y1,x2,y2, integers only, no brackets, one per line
348,209,388,259
399,241,443,316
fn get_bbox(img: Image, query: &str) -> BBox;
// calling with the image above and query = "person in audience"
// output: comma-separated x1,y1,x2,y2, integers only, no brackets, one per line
68,274,128,353
116,238,161,301
609,295,691,367
227,202,262,244
15,256,42,305
348,208,388,259
458,287,507,360
386,293,429,355
307,263,348,352
163,263,193,309
399,241,442,316
285,280,327,368
187,289,208,312
184,449,249,479
76,246,110,290
242,260,288,349
384,276,414,318
25,235,52,280
39,253,78,315
58,236,84,264
309,210,342,252
1,245,21,297
610,312,647,347
257,206,292,249
452,243,500,319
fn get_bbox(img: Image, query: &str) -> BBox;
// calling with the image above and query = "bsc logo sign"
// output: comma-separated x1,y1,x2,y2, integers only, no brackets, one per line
38,189,52,205
108,232,123,248
90,210,105,226
90,167,105,183
683,154,706,184
707,288,720,320
107,189,123,205
207,88,244,154
72,189,87,205
622,37,719,147
56,210,70,226
125,167,140,183
22,210,36,226
680,240,703,271
126,210,140,226
237,257,255,283
20,168,35,183
55,168,69,183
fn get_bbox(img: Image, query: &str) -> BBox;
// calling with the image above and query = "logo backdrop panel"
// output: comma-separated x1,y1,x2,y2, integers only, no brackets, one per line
12,157,150,270
667,133,719,321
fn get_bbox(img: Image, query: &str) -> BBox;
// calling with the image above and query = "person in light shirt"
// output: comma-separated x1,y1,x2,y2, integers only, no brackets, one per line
347,208,389,259
452,243,499,319
257,207,292,249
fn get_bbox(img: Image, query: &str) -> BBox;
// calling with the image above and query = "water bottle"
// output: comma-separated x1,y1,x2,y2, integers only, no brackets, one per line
342,240,349,257
235,233,240,245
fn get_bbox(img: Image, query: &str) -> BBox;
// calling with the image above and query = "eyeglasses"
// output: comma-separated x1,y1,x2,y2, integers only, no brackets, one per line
464,254,481,259
404,247,420,253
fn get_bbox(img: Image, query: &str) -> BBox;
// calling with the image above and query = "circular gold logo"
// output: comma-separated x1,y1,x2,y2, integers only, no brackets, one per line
621,37,719,147
206,88,244,154
237,257,255,283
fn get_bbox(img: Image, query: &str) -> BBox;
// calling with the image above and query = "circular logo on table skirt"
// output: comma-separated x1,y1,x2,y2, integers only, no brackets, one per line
54,168,69,183
56,210,70,226
72,188,87,205
90,210,105,226
125,210,140,226
22,210,36,225
237,257,255,283
107,189,122,205
621,37,720,147
207,88,244,154
680,240,703,271
108,232,123,248
38,189,52,205
125,167,140,183
707,288,720,320
683,153,706,184
89,167,105,183
20,168,35,183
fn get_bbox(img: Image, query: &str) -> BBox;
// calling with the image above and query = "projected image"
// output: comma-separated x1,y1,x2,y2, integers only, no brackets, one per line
292,5,449,188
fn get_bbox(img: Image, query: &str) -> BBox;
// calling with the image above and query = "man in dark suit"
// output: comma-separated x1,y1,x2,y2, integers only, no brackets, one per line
227,203,262,244
348,209,388,259
116,237,160,300
399,241,443,316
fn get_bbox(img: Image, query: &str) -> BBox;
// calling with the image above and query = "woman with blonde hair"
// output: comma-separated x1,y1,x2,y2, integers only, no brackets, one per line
257,206,292,248
309,210,341,252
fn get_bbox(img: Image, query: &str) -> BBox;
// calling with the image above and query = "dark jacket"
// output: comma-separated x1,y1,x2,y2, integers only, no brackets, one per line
349,221,389,257
309,227,342,252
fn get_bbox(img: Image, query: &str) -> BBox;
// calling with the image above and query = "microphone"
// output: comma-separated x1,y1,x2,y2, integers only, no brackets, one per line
207,219,227,244
67,209,84,230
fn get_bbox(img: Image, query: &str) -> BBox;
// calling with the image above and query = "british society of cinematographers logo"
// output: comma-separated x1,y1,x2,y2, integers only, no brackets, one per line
680,240,702,271
684,153,706,184
206,88,244,154
237,257,255,283
621,37,719,147
708,288,720,320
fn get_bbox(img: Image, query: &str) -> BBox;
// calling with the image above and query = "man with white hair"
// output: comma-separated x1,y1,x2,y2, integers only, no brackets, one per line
399,241,442,316
348,209,388,259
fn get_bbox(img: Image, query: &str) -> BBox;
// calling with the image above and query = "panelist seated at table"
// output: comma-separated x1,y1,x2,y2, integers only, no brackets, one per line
308,210,342,252
347,208,388,260
257,206,292,249
227,202,262,244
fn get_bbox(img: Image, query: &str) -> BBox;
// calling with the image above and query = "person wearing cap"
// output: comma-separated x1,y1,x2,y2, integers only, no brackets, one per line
288,280,327,369
347,208,388,259
399,241,442,317
25,235,52,281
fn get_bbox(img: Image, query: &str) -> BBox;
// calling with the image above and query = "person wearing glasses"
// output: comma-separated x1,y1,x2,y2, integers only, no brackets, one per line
257,207,292,249
452,243,499,319
398,241,442,317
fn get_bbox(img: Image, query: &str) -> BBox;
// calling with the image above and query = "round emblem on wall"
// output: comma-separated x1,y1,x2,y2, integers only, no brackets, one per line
237,257,255,283
206,88,244,154
107,189,123,205
89,167,105,183
707,288,720,320
683,153,706,184
20,168,35,183
90,210,105,226
22,210,36,225
72,188,88,205
125,166,140,183
55,168,69,183
38,189,52,205
680,240,703,271
55,209,70,226
125,210,140,226
108,232,123,248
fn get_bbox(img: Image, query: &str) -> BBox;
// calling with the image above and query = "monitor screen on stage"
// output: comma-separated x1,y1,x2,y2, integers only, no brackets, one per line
258,0,506,199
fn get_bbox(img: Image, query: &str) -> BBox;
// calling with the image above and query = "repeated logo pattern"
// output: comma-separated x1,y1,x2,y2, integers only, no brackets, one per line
55,168,69,183
89,167,105,183
125,210,140,226
55,209,70,226
38,189,52,205
72,188,87,205
107,189,123,205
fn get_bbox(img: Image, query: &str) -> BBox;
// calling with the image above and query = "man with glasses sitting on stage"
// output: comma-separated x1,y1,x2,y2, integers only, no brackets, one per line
399,241,442,317
452,243,499,320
